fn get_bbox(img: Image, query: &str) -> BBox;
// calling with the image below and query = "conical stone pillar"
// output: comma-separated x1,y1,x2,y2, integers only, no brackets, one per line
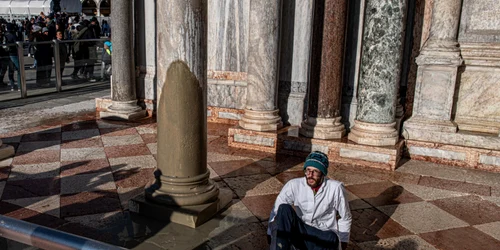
239,0,282,131
132,0,230,228
100,0,146,120
0,139,14,160
348,0,408,146
300,0,348,139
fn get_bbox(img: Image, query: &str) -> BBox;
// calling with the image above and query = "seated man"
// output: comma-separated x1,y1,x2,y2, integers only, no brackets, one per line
268,151,352,250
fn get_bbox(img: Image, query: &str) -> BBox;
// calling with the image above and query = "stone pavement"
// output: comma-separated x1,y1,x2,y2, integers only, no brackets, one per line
0,116,499,250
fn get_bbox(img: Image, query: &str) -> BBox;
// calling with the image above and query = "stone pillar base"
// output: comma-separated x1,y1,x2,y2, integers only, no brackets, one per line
100,100,146,121
228,127,284,154
129,188,232,228
406,140,500,173
227,125,404,171
145,171,220,207
348,120,398,146
0,144,15,160
403,117,458,134
299,117,345,139
239,109,282,132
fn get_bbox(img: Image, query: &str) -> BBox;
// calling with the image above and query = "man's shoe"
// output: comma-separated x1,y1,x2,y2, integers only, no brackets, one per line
89,78,97,82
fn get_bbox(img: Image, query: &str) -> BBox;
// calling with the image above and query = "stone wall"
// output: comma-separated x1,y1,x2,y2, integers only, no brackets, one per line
454,0,500,134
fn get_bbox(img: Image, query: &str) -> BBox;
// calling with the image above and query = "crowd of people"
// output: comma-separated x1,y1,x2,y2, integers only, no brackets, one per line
0,12,112,91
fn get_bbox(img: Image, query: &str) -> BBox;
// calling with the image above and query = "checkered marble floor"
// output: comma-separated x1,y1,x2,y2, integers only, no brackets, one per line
1,118,500,249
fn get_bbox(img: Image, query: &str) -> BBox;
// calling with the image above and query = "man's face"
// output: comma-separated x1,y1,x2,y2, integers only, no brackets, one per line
56,32,62,40
304,167,323,188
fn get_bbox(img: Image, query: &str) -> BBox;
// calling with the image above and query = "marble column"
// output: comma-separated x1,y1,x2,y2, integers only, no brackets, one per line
239,0,282,131
403,0,463,134
300,0,347,139
100,0,146,120
135,0,157,113
348,0,407,146
278,0,314,126
143,0,228,221
0,139,14,160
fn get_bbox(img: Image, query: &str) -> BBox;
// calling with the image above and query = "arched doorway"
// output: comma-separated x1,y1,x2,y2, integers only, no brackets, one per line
99,0,111,17
82,0,97,16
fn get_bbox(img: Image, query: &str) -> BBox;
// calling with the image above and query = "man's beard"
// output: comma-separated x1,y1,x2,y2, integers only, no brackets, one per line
306,176,323,188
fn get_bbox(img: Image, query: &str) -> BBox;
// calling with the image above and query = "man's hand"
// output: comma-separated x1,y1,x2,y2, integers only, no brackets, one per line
341,242,348,250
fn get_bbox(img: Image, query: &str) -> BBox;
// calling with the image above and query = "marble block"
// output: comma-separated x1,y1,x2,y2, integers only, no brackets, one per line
207,79,247,109
459,0,500,43
130,189,232,228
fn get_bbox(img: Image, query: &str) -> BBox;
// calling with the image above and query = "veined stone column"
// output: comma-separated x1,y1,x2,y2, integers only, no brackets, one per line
101,0,146,120
136,0,230,228
0,139,14,160
348,0,407,146
404,0,463,134
278,0,313,126
239,0,282,131
300,0,347,139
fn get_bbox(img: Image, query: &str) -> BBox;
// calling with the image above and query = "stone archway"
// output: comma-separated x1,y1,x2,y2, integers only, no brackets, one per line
99,0,111,17
82,0,98,16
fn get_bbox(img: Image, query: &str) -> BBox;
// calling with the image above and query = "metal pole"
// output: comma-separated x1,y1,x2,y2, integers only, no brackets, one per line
53,39,62,92
16,41,27,98
0,215,125,250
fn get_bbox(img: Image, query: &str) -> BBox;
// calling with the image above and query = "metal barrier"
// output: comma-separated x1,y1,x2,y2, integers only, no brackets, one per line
0,215,125,250
1,38,109,99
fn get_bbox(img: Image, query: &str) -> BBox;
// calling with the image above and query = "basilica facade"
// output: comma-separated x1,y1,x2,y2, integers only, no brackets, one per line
99,0,500,172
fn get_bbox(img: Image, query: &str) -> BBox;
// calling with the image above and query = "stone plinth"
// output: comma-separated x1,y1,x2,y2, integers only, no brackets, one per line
228,126,404,171
0,139,14,160
207,107,244,125
228,127,285,154
406,140,500,173
100,101,147,121
130,189,232,228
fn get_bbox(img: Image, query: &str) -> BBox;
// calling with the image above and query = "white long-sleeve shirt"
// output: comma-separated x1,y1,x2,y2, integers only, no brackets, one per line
267,177,352,243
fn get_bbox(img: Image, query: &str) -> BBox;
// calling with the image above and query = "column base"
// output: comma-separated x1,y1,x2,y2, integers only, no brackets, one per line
348,120,398,146
239,109,282,132
100,100,146,121
130,188,232,228
145,170,220,207
0,144,15,160
299,117,345,139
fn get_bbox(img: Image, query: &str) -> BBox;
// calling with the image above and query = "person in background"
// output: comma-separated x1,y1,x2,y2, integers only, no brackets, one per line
0,31,11,87
56,30,67,84
102,40,112,79
34,27,52,86
3,23,21,91
101,20,110,37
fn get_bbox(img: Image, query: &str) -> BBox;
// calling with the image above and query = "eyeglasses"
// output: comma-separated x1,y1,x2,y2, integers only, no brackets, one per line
304,169,322,177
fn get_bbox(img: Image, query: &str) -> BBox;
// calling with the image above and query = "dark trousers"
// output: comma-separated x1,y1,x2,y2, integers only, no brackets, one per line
275,204,339,250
